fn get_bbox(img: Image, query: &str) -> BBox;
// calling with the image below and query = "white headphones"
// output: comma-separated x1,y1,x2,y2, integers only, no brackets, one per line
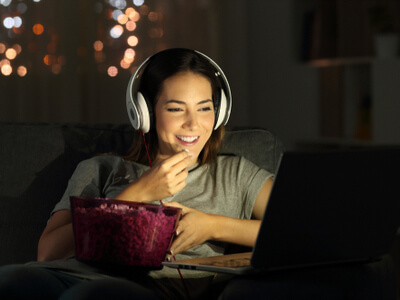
126,49,232,133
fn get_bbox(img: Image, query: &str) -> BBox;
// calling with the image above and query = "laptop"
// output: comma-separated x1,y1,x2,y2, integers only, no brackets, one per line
162,148,400,275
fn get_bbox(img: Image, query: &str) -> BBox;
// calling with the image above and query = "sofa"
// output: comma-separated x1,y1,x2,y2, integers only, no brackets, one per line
0,122,397,299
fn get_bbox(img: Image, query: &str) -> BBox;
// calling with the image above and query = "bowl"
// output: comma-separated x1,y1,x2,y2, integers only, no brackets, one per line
70,196,181,270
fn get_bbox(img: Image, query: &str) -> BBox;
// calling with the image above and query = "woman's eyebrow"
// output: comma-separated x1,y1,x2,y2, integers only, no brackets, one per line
164,99,213,105
197,99,213,105
165,100,186,105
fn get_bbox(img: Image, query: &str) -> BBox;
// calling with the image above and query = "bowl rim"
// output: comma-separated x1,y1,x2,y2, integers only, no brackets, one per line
69,195,182,214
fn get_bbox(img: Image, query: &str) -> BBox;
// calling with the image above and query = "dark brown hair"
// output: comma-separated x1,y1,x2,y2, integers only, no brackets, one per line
124,48,226,166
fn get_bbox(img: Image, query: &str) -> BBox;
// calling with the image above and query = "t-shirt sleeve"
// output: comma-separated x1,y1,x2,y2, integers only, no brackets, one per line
51,156,116,215
238,157,273,219
216,156,273,220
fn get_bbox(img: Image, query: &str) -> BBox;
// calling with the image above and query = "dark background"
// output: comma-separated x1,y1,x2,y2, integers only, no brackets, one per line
1,0,400,150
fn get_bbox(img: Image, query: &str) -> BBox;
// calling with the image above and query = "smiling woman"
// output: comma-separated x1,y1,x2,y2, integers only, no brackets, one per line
0,48,274,300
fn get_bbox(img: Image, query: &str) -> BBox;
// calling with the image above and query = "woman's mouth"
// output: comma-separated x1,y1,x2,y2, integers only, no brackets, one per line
176,135,199,145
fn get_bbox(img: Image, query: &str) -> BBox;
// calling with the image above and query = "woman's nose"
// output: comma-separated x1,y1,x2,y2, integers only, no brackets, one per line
183,111,199,129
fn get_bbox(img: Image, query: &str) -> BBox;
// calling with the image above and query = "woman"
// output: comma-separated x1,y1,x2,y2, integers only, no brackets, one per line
0,48,273,299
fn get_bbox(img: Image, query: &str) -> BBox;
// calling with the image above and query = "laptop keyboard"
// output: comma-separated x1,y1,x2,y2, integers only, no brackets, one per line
199,257,251,268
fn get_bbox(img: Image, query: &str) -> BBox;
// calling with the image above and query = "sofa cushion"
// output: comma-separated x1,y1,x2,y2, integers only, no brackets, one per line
221,128,283,174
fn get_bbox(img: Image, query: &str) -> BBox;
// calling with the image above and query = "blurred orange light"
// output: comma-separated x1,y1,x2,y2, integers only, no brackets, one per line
126,21,136,31
43,54,55,66
107,66,118,77
0,59,11,67
120,59,130,69
93,40,104,52
118,14,128,25
52,64,61,74
124,48,135,60
0,43,6,54
32,24,44,35
139,5,150,15
17,66,27,77
125,7,135,15
1,64,12,76
5,48,17,60
127,35,138,46
12,44,22,54
128,10,140,22
12,26,24,34
104,8,113,20
148,12,159,22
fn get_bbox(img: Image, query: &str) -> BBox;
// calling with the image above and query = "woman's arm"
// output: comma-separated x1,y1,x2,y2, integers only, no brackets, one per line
164,177,274,257
37,210,75,262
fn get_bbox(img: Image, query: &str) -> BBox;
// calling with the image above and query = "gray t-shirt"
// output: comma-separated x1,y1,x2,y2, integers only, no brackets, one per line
34,154,272,279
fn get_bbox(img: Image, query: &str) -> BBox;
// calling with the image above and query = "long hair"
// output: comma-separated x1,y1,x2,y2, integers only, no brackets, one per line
124,48,226,166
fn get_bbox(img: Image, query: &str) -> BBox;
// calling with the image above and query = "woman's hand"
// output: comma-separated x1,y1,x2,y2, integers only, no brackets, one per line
162,201,264,259
115,150,192,202
162,201,215,257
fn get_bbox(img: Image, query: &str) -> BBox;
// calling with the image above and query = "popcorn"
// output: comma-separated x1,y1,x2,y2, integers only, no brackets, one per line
71,197,181,268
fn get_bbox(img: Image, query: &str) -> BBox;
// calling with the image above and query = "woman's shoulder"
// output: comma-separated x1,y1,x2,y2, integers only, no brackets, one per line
77,154,145,171
216,155,273,177
216,154,254,166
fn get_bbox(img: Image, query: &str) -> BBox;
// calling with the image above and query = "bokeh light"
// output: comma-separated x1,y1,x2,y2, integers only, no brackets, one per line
125,20,136,31
133,0,145,6
110,25,124,38
5,48,17,60
124,48,135,61
118,13,129,25
51,64,61,74
1,0,162,76
13,44,22,54
0,0,12,7
32,23,44,35
112,9,123,21
1,64,12,76
0,43,6,54
148,11,159,22
13,16,22,28
127,35,138,46
107,66,118,77
16,3,28,14
93,40,104,52
3,17,14,29
17,66,27,77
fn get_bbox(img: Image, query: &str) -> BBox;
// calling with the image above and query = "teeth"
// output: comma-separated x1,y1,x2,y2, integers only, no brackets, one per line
177,135,198,143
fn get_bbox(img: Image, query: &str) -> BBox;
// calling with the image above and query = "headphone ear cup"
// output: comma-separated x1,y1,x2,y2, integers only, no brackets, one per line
126,93,140,131
214,88,228,129
137,92,151,133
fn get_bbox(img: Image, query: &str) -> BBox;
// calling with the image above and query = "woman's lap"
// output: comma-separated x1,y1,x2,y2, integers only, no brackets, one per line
0,264,84,299
0,264,160,300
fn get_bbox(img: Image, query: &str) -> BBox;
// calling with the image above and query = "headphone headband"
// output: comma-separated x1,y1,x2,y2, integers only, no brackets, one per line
126,49,232,133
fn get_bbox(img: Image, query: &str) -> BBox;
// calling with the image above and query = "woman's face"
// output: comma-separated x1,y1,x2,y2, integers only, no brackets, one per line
155,71,215,165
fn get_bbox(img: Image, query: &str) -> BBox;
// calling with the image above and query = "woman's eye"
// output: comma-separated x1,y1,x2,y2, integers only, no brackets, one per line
199,106,212,112
167,108,182,112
